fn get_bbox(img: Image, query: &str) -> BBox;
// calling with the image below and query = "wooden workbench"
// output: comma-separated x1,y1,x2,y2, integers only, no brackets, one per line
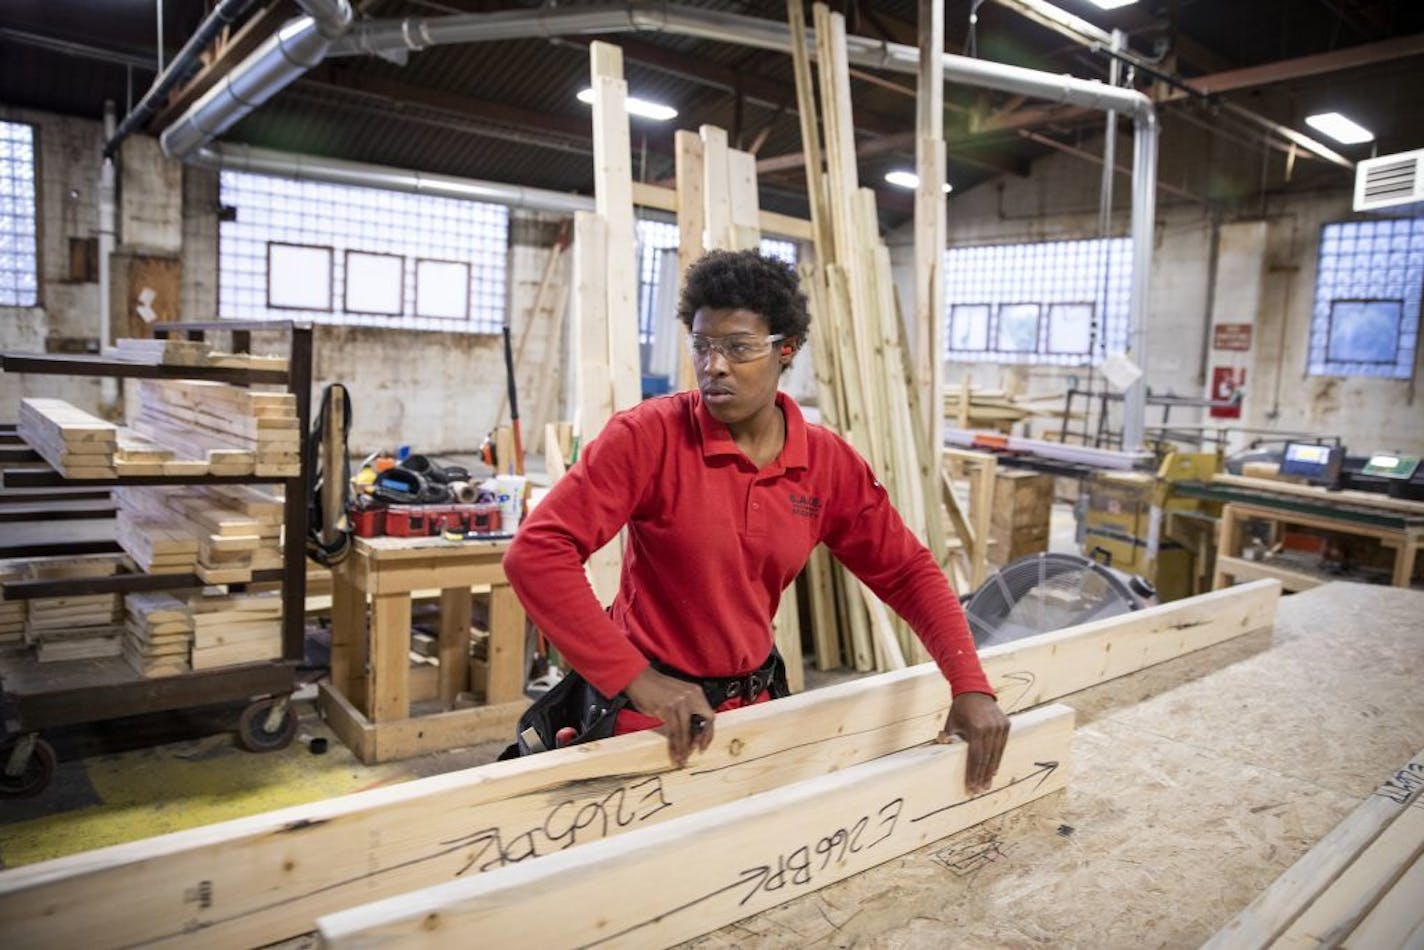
686,581,1424,948
317,535,529,763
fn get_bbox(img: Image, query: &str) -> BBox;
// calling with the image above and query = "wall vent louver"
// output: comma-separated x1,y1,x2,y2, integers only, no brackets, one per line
1353,149,1424,213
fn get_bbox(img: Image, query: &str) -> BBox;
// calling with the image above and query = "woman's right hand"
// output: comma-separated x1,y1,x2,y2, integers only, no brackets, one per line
624,667,717,768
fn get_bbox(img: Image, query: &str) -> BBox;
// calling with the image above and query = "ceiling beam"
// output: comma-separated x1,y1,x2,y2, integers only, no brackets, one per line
1166,31,1424,97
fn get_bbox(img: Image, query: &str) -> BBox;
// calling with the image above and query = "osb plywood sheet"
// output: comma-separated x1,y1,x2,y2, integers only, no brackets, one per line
687,582,1424,949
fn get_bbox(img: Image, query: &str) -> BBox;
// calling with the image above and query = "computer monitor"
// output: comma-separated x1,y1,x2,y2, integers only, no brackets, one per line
1279,441,1343,485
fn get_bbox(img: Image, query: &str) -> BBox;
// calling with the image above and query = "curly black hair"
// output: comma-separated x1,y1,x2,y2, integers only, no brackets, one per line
676,249,811,343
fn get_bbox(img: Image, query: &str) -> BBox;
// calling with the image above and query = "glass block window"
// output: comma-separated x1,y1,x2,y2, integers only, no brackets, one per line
1308,218,1424,379
943,237,1131,365
219,170,507,333
0,120,39,308
634,217,800,345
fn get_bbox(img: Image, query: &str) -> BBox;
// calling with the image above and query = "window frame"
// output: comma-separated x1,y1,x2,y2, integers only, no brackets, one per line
265,241,334,313
413,257,471,322
0,118,42,309
994,302,1042,353
1045,301,1097,356
343,249,405,317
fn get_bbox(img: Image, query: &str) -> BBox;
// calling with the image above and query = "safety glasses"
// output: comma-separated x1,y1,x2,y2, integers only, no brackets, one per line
687,333,786,363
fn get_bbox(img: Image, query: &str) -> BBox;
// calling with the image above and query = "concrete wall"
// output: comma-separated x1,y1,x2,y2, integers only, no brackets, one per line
888,126,1424,457
1,107,571,457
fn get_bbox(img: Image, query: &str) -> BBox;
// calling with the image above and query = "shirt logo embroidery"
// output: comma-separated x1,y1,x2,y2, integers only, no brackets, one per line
788,492,822,519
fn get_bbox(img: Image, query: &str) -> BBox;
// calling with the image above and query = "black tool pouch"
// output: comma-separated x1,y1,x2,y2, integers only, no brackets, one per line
497,669,630,760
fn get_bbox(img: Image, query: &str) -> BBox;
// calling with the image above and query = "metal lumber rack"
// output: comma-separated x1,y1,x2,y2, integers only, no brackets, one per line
0,321,313,796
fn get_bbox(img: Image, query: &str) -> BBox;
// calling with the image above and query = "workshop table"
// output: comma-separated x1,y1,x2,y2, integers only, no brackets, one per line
317,536,528,763
686,581,1424,948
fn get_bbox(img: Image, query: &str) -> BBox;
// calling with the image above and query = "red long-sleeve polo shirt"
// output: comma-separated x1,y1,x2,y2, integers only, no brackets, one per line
502,390,993,700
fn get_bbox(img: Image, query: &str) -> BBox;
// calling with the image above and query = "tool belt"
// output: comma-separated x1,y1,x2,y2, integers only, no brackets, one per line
499,648,790,760
650,650,790,710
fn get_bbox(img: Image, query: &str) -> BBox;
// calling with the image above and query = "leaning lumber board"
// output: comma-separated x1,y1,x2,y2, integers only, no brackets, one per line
1204,746,1424,949
1341,848,1424,948
0,580,1278,949
1269,801,1424,947
319,705,1074,948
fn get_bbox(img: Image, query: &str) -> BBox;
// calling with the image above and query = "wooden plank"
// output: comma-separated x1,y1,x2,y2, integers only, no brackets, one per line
589,41,641,414
1342,848,1424,948
914,0,946,463
1270,802,1424,947
319,704,1075,947
1212,473,1424,517
0,582,1277,950
484,584,526,704
438,586,472,706
369,593,412,723
673,128,705,391
630,181,814,242
700,124,732,251
1204,746,1424,948
727,146,761,251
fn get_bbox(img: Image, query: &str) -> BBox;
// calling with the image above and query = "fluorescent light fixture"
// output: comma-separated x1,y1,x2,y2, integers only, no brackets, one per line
1304,111,1374,145
884,170,952,193
577,88,677,121
1085,0,1138,8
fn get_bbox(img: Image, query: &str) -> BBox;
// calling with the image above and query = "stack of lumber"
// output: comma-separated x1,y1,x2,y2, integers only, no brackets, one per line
112,427,182,477
1205,746,1424,948
115,486,280,582
207,351,289,372
17,398,118,477
133,379,299,477
23,555,123,662
190,591,282,670
943,384,1036,432
108,337,212,366
122,592,193,677
772,1,947,672
0,560,26,645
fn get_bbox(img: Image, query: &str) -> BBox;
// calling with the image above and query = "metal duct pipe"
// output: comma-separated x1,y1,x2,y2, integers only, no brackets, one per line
160,0,351,161
1121,111,1159,453
105,0,258,159
190,143,597,215
329,3,1154,119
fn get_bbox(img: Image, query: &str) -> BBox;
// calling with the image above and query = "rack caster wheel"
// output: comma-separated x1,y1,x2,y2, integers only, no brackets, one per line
237,697,297,753
0,734,57,798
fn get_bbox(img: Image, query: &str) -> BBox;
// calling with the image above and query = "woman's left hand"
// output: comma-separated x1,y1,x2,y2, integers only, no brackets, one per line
938,692,1010,794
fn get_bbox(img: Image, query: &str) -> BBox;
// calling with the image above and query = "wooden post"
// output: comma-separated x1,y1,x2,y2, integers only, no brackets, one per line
437,587,472,710
368,592,411,723
589,41,640,413
674,129,705,391
915,0,946,468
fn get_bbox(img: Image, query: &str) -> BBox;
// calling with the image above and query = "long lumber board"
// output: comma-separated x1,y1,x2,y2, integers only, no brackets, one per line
1204,746,1424,949
0,580,1279,949
318,704,1075,948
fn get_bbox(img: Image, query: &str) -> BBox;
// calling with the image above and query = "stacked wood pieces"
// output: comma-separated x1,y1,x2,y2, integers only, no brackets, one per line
108,336,211,366
781,1,952,671
115,486,281,583
0,560,26,645
989,469,1055,566
190,591,282,670
133,380,299,476
23,555,124,662
943,384,1037,432
123,592,194,678
113,427,178,477
106,337,290,373
1204,747,1424,948
18,398,118,478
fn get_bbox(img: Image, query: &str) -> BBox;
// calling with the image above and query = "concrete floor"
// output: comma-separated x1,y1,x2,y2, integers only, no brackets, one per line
0,499,1087,871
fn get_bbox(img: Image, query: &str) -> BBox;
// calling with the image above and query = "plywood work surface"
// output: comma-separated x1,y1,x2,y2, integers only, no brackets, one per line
687,581,1424,949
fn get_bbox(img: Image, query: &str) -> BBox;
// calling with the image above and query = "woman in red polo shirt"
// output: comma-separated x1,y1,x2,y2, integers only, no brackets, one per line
503,249,1008,792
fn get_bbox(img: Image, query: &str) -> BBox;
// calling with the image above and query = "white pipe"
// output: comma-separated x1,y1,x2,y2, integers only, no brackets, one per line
190,143,597,215
1121,112,1159,453
98,101,118,407
329,4,1153,119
